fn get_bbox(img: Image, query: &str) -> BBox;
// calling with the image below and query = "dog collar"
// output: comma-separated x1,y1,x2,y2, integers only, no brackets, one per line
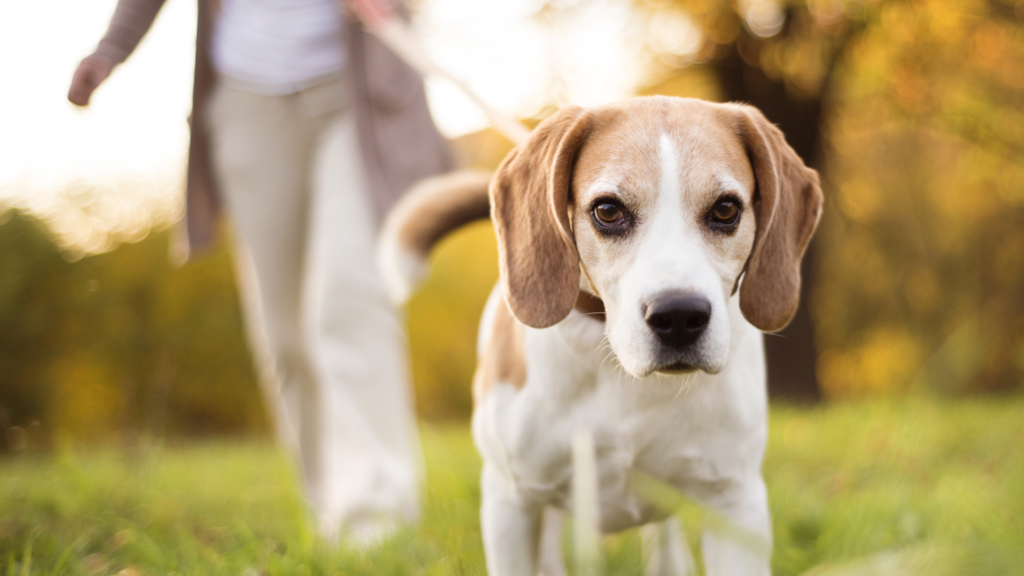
574,291,606,322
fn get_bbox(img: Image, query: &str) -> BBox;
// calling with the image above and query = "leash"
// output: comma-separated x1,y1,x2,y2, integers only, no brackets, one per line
346,0,532,146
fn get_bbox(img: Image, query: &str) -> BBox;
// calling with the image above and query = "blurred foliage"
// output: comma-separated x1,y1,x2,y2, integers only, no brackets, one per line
813,0,1024,397
0,203,497,445
0,209,267,450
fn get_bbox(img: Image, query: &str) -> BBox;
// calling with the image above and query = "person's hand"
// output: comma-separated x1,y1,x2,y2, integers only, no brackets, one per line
68,55,115,107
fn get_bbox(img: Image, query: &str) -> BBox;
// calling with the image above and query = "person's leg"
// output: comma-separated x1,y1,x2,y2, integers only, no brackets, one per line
205,83,317,493
301,100,422,540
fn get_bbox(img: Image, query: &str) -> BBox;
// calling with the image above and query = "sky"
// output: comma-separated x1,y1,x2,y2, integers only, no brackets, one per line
0,0,656,255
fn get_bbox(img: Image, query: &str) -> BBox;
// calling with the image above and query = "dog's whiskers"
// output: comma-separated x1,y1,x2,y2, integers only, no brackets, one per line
593,335,616,370
674,372,697,398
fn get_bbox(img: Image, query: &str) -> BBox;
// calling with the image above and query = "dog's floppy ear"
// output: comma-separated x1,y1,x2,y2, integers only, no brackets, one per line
731,105,824,333
490,106,592,328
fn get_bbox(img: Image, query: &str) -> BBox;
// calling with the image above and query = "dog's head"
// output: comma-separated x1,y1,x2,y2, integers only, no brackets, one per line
490,97,823,378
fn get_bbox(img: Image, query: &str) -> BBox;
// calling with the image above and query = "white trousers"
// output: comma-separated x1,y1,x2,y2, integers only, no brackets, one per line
207,76,421,540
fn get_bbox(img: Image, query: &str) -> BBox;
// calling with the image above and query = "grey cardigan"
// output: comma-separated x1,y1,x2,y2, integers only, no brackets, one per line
90,0,453,255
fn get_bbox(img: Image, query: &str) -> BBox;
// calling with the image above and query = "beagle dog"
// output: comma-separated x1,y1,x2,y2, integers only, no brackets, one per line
379,96,823,576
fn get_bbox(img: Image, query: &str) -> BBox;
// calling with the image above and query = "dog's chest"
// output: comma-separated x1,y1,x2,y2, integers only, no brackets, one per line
576,383,739,531
475,355,762,534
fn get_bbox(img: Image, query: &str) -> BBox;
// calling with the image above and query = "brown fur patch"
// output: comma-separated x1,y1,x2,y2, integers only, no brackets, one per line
491,107,593,329
725,105,824,333
575,291,606,322
389,170,493,257
473,298,527,403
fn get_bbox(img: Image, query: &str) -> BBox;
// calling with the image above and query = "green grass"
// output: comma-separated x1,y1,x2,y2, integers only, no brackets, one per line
2,398,1022,575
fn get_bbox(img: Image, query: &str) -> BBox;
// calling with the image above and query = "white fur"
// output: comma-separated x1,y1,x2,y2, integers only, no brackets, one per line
474,133,771,575
377,232,427,305
377,170,492,305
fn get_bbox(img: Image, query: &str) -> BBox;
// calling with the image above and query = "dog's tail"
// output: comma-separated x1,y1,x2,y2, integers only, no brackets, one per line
378,170,493,304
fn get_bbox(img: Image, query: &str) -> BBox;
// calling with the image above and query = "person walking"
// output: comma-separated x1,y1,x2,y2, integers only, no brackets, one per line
68,0,453,542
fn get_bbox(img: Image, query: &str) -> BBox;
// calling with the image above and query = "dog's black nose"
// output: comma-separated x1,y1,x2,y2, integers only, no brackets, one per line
643,292,711,349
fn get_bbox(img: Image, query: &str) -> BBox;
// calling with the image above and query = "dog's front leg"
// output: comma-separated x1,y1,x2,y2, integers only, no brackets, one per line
481,464,543,576
700,477,772,576
641,518,695,576
537,507,566,576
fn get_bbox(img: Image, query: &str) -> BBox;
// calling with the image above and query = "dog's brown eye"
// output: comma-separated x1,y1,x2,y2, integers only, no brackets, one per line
590,199,632,236
711,199,740,224
594,203,623,225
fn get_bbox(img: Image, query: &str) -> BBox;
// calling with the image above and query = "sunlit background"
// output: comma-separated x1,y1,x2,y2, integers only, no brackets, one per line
2,0,1024,434
1,0,1023,573
0,0,192,256
2,0,1023,431
0,0,656,255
